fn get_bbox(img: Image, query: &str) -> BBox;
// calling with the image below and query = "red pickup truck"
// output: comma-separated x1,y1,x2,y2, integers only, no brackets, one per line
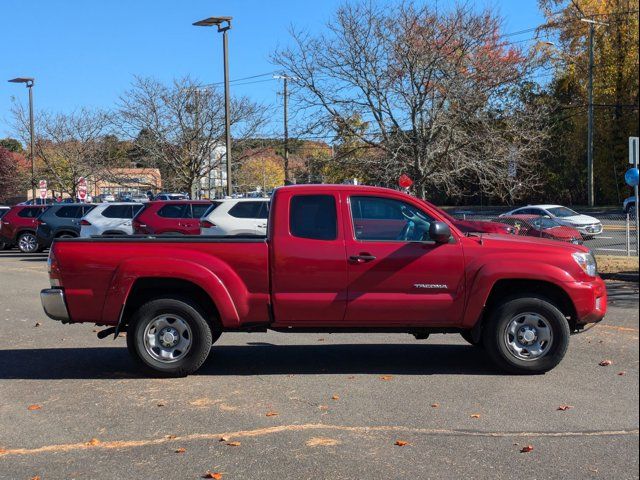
40,185,606,376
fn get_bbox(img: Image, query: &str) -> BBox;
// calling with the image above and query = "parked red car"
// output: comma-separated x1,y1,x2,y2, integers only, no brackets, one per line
41,185,606,377
132,201,212,235
436,209,515,235
0,205,50,253
498,215,583,244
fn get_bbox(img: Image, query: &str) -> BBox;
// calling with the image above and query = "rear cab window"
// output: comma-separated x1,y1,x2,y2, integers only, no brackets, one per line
289,195,337,240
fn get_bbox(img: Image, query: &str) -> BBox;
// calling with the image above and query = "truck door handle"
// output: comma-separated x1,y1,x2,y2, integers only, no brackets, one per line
349,253,376,263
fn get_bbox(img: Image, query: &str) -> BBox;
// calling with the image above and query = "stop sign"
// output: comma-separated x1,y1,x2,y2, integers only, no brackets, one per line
77,177,88,201
398,174,413,189
38,180,47,200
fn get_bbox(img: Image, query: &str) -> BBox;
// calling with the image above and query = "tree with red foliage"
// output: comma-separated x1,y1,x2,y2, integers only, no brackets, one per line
0,147,29,202
274,1,550,202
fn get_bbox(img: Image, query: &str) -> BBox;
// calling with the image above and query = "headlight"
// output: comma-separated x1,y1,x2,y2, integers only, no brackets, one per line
572,252,597,277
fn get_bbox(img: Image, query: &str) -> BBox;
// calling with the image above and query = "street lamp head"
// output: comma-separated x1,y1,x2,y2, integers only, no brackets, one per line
8,77,35,87
193,16,232,31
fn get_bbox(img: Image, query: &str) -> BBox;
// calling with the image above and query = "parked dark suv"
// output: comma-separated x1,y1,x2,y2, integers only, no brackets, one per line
35,203,96,249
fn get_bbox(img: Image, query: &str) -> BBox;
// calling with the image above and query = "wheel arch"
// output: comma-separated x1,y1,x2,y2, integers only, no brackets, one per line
480,279,577,331
121,277,222,332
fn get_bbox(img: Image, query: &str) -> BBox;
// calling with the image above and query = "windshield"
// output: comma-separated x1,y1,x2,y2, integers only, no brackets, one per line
547,207,578,218
531,217,562,229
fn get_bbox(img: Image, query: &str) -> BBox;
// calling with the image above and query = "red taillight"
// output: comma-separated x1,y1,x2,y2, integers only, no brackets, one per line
48,249,62,287
200,220,216,229
80,219,91,226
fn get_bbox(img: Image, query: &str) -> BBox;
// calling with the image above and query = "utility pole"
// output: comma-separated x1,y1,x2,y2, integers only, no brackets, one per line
581,17,608,207
274,75,296,184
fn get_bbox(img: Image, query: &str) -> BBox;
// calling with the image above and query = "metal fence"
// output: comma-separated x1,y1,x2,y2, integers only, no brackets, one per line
447,209,639,257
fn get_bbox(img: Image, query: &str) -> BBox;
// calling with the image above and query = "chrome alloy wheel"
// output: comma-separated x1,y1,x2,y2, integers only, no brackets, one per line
504,312,553,361
143,314,193,363
18,233,38,253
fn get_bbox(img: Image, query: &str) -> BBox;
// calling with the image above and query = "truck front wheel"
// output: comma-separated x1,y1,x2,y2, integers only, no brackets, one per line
483,295,570,374
127,298,213,377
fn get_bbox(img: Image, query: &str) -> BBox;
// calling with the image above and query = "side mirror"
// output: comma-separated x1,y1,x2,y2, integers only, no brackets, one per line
429,221,451,244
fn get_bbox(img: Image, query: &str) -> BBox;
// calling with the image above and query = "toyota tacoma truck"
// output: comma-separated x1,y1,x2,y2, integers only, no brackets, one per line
40,185,607,376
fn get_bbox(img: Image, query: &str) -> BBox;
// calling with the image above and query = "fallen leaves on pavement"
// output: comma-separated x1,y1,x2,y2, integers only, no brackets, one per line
380,375,393,381
174,447,186,453
431,403,440,408
27,405,42,411
202,472,223,479
226,441,241,447
86,438,101,446
599,359,613,366
331,395,339,400
470,414,481,419
520,445,534,453
557,405,574,411
265,411,279,417
394,440,409,446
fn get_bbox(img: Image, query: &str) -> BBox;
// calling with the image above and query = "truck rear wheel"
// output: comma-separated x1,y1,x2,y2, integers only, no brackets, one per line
483,295,570,374
127,298,213,377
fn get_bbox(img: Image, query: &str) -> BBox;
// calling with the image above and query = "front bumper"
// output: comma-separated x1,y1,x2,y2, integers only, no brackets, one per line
564,276,607,327
576,224,603,236
40,288,70,323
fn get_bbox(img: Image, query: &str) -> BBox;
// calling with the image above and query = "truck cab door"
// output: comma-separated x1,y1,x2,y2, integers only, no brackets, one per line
270,191,348,326
342,193,465,327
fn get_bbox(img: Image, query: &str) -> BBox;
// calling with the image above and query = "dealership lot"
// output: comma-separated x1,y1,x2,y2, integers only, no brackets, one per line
0,250,638,479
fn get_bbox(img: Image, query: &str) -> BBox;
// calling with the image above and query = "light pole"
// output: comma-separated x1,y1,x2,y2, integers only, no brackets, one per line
8,77,36,202
581,18,608,207
194,16,233,197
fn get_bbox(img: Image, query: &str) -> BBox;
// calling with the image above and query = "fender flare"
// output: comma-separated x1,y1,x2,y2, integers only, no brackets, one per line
462,261,575,328
101,257,243,328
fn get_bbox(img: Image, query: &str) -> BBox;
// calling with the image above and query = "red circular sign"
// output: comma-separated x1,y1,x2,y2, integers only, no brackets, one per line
398,174,413,189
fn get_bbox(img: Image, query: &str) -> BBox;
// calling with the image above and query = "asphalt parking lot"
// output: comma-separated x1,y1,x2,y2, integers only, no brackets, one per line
0,250,638,480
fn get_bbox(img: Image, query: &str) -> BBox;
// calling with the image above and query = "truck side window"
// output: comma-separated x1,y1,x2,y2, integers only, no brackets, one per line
290,195,337,240
350,196,433,241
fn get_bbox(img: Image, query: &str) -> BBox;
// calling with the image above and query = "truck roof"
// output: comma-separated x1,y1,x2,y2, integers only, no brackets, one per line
276,184,401,195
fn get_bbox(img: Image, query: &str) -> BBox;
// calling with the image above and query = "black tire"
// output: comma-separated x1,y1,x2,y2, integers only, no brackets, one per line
482,295,570,374
127,298,213,377
460,330,483,347
17,232,39,253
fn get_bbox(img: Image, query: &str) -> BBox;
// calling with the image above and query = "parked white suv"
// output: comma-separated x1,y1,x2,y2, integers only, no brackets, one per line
80,203,144,237
200,199,269,236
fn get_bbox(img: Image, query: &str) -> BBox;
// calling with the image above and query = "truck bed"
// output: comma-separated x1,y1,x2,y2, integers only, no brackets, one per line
51,236,270,326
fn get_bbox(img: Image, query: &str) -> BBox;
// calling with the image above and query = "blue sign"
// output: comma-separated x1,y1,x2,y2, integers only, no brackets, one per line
625,167,639,187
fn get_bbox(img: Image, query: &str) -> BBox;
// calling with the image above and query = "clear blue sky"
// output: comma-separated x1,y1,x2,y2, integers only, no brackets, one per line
0,0,545,139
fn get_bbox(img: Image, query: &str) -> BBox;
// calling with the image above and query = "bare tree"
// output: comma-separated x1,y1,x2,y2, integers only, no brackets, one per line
273,1,550,202
12,103,114,197
116,77,266,195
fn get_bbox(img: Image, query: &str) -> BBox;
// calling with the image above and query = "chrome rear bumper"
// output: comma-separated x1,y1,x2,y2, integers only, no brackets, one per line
40,288,70,323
